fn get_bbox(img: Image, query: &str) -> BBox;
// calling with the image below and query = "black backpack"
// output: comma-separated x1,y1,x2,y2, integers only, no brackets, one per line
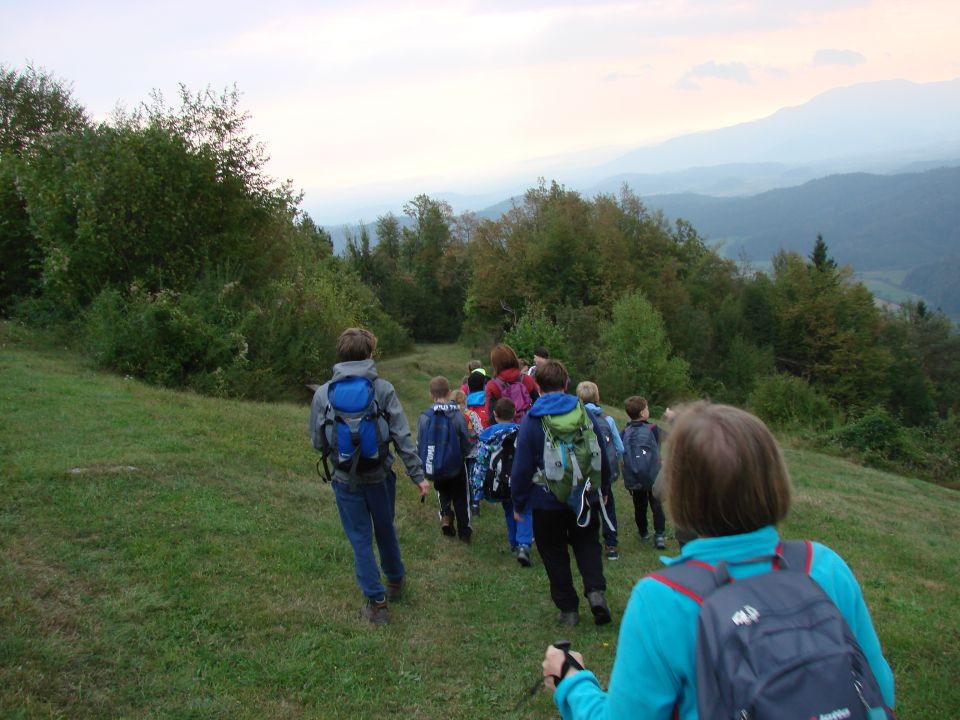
650,541,893,720
482,427,518,501
621,421,659,491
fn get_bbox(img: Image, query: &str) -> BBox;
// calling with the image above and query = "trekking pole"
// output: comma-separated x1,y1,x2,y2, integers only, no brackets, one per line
512,640,572,711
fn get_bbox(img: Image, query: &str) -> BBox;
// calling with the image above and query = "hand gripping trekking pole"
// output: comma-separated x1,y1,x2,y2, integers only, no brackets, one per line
513,640,583,711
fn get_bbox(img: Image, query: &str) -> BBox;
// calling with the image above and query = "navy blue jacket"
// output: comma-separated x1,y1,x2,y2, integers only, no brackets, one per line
510,392,612,513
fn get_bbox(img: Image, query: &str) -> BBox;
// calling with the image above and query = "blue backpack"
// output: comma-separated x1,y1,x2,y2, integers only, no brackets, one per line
418,405,463,484
621,421,659,491
316,376,389,483
651,541,893,720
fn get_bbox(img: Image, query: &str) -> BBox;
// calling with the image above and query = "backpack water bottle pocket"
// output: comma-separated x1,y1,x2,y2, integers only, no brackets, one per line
543,441,566,482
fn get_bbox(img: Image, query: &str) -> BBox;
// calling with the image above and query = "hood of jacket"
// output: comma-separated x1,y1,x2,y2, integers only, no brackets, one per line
466,390,486,407
330,359,379,384
529,392,578,418
496,367,523,384
427,401,462,417
479,421,518,442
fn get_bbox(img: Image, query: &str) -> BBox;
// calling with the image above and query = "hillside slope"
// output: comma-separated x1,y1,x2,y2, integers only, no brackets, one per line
1,330,957,718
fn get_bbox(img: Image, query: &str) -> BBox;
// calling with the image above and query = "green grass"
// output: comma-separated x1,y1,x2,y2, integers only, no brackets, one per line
1,324,958,718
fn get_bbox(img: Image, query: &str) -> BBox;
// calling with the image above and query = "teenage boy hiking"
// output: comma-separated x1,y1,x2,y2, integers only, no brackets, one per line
309,328,429,626
510,360,614,627
621,395,666,549
576,381,623,561
418,376,473,542
470,397,534,566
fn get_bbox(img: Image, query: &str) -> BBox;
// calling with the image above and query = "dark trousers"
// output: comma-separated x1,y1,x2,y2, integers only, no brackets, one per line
532,508,606,612
436,468,471,539
600,489,619,547
630,487,665,535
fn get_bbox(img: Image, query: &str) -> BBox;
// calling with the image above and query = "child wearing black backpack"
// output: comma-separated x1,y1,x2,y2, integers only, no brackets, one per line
540,402,895,720
417,376,472,542
621,396,666,549
470,397,534,566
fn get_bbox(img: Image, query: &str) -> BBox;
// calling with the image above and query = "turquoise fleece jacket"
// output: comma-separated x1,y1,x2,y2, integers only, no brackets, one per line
554,525,895,720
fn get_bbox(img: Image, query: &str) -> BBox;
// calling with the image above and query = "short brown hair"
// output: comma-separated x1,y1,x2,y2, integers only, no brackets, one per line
664,402,792,538
537,359,568,393
493,397,516,421
429,376,451,399
576,381,600,405
336,327,377,362
490,344,520,375
466,359,482,372
625,396,647,420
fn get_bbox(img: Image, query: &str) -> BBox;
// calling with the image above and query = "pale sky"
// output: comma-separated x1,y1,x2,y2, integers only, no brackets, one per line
4,0,959,221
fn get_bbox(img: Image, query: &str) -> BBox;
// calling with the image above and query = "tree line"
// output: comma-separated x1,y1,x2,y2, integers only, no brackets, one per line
2,66,957,483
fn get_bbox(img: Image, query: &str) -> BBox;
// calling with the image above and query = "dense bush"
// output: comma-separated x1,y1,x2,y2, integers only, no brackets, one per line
748,373,834,429
82,262,410,400
832,407,921,466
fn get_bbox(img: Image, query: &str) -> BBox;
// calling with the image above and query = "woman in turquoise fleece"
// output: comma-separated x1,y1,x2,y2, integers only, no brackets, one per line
542,402,895,720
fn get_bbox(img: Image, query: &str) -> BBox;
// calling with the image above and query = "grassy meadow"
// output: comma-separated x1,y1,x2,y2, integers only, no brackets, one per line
1,323,958,719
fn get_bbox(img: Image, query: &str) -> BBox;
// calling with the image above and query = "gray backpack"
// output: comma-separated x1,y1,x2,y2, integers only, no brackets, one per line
650,541,893,720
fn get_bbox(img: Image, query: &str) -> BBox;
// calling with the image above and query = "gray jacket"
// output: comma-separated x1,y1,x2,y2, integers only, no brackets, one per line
309,359,425,485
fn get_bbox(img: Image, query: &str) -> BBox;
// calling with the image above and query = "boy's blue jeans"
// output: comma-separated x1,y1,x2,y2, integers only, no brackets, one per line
332,471,404,601
502,500,533,548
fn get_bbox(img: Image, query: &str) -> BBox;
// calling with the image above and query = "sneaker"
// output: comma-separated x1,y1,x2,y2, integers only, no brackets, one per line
516,545,532,567
360,599,389,626
471,502,481,516
557,610,580,627
459,532,472,544
440,514,455,537
639,532,651,542
587,590,612,626
510,545,520,557
385,577,405,602
654,533,666,550
605,545,620,561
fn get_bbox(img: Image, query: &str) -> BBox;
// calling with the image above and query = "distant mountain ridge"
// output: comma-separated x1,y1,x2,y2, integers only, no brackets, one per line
643,166,960,271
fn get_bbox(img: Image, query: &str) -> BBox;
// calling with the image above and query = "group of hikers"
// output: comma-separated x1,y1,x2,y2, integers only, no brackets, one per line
310,327,896,719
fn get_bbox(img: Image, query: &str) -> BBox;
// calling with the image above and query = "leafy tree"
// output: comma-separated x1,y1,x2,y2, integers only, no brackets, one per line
1,65,89,310
1,64,88,157
596,290,690,404
770,248,891,408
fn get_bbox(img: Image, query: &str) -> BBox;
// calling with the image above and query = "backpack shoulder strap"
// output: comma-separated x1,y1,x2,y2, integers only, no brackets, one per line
777,539,813,574
649,561,719,605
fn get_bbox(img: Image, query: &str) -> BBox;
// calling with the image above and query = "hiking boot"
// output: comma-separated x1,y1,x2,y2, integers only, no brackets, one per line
639,532,651,542
654,533,666,550
385,576,405,602
360,598,389,626
557,610,580,627
471,502,481,516
605,545,620,561
587,590,611,626
459,532,472,544
440,514,455,537
516,544,532,567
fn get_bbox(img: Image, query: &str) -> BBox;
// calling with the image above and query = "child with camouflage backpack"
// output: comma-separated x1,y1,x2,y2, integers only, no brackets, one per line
470,397,534,566
510,360,614,627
